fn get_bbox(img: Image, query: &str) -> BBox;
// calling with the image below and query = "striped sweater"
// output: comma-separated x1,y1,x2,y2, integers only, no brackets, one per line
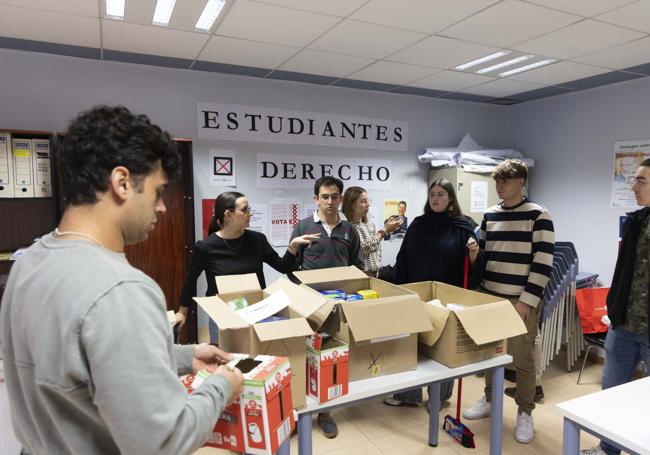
479,198,555,308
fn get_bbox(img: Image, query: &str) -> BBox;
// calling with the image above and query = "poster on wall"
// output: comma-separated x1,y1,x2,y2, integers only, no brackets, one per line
209,149,237,186
471,181,489,212
611,140,650,208
269,199,302,247
383,199,408,240
202,199,267,239
201,199,214,240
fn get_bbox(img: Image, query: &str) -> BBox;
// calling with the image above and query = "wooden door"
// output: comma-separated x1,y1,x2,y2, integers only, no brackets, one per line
125,140,196,341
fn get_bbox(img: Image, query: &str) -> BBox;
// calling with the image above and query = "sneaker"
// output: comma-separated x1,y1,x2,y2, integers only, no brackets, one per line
462,396,491,420
317,413,338,439
504,385,545,403
515,412,534,443
383,397,419,407
580,446,607,455
504,369,517,382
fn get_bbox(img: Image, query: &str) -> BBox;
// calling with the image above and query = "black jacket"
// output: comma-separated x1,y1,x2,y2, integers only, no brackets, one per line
607,206,650,338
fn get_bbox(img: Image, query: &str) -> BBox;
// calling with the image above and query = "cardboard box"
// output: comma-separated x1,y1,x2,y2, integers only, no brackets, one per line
194,275,333,408
306,334,349,403
293,266,433,381
182,354,294,455
402,281,527,368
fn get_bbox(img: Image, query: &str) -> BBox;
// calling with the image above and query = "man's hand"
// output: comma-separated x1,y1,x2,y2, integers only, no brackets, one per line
216,365,245,405
514,300,532,321
288,233,321,255
192,344,233,373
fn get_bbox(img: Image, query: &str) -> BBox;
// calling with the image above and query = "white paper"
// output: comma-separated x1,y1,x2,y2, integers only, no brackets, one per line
236,289,291,325
209,149,237,186
269,199,302,247
249,203,268,235
470,181,488,212
611,141,650,208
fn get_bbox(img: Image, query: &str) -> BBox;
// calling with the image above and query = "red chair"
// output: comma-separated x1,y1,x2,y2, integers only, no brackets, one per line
575,288,609,384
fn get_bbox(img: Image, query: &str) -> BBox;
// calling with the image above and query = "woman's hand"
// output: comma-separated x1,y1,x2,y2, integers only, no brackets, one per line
288,233,321,255
467,237,479,264
384,217,403,234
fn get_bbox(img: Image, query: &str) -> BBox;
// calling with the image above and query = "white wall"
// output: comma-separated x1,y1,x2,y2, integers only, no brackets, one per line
509,76,650,284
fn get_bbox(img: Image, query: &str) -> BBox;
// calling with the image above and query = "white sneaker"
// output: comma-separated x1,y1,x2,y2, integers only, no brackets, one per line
515,411,534,443
580,446,607,455
462,395,491,420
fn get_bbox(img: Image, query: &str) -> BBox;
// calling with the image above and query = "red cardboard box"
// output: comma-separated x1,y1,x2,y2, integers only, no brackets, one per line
306,334,349,403
183,354,294,455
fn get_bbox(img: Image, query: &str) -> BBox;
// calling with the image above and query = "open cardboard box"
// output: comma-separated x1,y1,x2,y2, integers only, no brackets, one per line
402,281,527,368
293,266,433,380
194,274,334,408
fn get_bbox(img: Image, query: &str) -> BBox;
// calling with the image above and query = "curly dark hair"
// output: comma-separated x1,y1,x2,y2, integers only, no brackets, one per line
59,105,181,204
313,176,343,196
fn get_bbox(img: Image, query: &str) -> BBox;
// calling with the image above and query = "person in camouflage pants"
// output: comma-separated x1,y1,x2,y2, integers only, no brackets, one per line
581,158,650,455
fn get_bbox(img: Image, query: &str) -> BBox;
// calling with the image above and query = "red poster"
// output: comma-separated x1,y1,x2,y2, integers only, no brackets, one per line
201,199,214,240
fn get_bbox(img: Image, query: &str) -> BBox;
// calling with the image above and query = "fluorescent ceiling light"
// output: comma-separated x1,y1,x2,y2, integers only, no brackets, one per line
499,58,557,77
455,51,511,71
477,55,533,74
195,0,227,32
153,0,177,26
105,0,125,19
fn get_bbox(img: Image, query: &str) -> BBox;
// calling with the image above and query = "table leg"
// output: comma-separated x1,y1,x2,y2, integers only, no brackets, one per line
298,413,312,455
276,434,290,455
490,366,504,455
562,418,580,455
427,382,441,447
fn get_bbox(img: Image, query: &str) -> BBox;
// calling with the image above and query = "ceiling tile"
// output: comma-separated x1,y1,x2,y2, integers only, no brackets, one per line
309,19,426,59
388,36,500,70
596,0,650,33
198,35,298,68
440,0,580,48
216,0,340,47
461,78,544,97
514,19,645,59
510,61,609,85
124,0,155,25
279,49,373,78
253,0,367,17
0,0,99,17
0,4,100,47
573,36,650,69
350,0,499,34
525,0,638,17
409,70,495,91
102,20,209,59
347,61,437,85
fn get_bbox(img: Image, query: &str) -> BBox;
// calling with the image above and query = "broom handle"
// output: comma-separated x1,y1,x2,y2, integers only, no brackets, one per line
456,377,462,421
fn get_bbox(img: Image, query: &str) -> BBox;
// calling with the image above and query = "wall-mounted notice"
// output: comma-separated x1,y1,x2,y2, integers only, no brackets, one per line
209,149,237,187
198,102,408,151
269,199,302,247
471,181,488,212
611,140,650,208
249,203,268,235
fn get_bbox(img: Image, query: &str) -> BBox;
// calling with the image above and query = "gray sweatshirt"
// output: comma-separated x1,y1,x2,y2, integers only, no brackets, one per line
0,234,231,454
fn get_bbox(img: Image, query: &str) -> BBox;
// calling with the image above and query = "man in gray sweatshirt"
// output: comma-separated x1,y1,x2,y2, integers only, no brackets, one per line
0,105,244,454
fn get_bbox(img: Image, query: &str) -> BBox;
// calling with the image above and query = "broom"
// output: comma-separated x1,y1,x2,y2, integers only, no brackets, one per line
442,251,476,448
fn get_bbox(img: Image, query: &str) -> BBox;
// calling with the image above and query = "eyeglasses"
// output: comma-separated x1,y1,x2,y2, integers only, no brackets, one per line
319,194,340,201
232,206,252,214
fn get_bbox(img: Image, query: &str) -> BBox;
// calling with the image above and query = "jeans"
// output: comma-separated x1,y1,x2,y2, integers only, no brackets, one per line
394,380,454,404
599,327,650,455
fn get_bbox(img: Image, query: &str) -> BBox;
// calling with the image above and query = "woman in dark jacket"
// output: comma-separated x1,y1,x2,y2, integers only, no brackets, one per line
384,178,484,408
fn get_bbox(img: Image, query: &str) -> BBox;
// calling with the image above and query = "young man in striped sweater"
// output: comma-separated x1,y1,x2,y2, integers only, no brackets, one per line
290,175,364,439
462,160,555,444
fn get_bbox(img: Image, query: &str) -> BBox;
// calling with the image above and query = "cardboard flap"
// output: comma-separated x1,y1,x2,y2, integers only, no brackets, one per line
341,295,432,342
418,303,451,346
293,265,366,284
215,273,261,294
454,300,527,345
253,317,313,342
193,296,249,329
265,278,329,318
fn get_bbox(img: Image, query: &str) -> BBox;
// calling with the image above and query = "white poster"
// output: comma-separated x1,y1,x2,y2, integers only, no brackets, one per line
269,199,303,247
209,149,236,186
257,153,392,190
471,181,489,212
198,102,408,151
611,140,650,208
249,203,268,235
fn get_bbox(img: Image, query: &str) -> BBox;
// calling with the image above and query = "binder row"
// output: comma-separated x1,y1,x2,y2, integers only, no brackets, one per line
0,132,52,198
